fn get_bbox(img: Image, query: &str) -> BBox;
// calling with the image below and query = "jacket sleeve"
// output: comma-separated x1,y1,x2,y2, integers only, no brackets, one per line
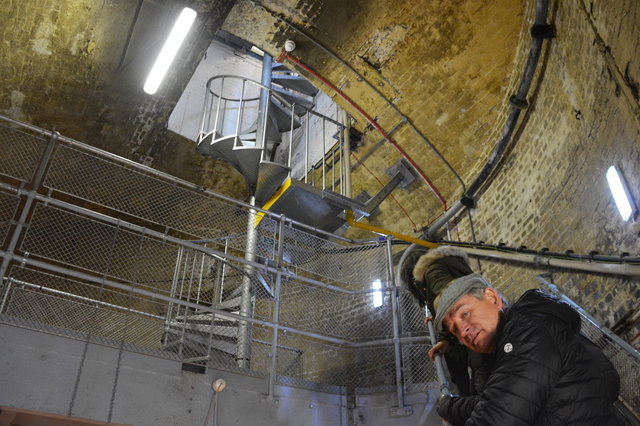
464,316,563,425
438,395,479,426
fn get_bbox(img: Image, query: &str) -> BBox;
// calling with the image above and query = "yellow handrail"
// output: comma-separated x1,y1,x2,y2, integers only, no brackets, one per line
345,210,439,249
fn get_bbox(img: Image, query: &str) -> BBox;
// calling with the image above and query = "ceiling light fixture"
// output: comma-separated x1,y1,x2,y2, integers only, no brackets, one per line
606,165,636,221
144,7,197,95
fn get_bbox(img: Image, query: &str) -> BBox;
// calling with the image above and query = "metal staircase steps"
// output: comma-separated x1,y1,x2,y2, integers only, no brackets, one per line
256,161,290,205
271,85,314,116
272,74,319,97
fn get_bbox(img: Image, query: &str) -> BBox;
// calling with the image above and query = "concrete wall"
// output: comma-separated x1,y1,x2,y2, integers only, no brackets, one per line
0,323,441,425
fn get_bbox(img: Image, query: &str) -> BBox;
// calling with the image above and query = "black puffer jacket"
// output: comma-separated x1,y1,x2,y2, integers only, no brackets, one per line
462,290,621,425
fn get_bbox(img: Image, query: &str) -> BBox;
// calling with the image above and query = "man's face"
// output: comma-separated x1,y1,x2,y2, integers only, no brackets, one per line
443,288,502,354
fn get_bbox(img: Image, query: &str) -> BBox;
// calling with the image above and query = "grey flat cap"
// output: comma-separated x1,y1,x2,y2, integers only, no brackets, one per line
434,273,490,332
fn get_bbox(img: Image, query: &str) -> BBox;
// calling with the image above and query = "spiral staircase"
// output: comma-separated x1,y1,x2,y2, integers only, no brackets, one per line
195,58,318,205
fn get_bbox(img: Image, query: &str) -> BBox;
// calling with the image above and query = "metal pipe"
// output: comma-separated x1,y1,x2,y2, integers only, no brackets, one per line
9,278,164,320
234,79,246,146
346,210,438,249
213,78,224,136
237,196,257,368
268,215,286,399
258,54,273,159
459,246,640,277
322,119,326,190
166,247,184,331
287,103,295,174
386,236,406,408
196,248,206,306
219,239,228,303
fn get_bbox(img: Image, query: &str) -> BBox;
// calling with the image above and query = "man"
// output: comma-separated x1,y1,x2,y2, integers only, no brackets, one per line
434,274,622,426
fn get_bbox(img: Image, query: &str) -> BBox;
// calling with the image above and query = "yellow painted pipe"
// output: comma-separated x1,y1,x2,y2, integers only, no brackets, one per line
345,210,439,249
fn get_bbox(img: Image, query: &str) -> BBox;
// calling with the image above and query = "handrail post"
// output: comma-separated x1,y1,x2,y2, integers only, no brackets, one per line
305,111,310,183
342,111,352,198
213,78,224,137
267,214,287,399
234,79,246,148
322,119,326,190
287,104,295,173
386,236,407,409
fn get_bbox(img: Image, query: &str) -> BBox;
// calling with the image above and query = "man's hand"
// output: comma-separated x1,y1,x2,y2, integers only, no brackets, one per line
429,340,450,361
436,393,453,423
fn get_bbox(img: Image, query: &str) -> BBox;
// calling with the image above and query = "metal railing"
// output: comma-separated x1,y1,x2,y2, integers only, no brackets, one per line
0,116,433,403
199,75,350,196
1,116,637,419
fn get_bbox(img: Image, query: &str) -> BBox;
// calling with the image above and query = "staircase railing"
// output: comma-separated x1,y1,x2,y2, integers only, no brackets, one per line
198,75,349,201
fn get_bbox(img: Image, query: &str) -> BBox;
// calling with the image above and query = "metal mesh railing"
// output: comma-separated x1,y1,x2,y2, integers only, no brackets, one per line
1,119,636,418
538,278,640,419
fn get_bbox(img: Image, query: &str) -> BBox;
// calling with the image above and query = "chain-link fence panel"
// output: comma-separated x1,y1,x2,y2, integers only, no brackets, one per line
350,344,398,394
21,203,180,297
402,343,438,393
2,267,167,351
279,223,388,288
579,315,640,418
44,143,250,239
0,189,20,249
273,329,353,394
398,288,429,336
279,276,394,341
0,126,48,184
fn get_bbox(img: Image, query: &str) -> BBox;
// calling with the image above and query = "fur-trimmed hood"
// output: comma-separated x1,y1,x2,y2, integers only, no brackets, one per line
413,246,470,282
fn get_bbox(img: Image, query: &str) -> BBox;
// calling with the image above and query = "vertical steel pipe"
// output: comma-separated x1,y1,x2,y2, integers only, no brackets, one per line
234,79,246,147
268,215,286,399
305,111,310,183
386,236,406,409
213,78,224,136
287,104,295,174
258,54,273,160
0,131,58,290
237,197,258,368
342,111,352,198
322,119,326,189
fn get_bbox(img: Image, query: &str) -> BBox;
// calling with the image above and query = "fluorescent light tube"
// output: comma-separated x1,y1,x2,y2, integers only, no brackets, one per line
606,165,635,221
144,7,197,95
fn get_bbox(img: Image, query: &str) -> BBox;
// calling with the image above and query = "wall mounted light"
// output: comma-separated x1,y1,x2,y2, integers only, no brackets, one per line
606,165,636,221
144,7,197,95
372,279,383,307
